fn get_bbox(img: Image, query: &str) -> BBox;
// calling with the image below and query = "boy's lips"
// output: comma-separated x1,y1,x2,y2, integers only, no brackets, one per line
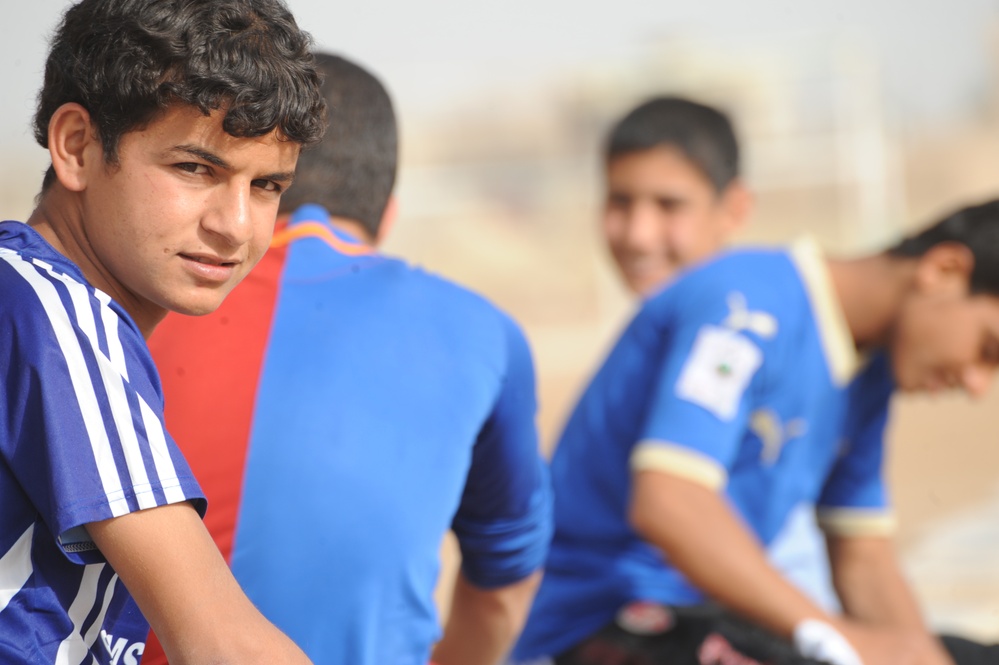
179,252,241,283
179,252,239,267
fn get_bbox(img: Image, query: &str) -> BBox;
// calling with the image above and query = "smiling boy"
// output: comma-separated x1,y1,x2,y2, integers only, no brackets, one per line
0,0,325,663
596,96,835,610
599,97,751,297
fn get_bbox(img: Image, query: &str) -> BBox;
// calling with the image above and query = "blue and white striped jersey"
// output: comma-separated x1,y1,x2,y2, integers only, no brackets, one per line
0,221,205,664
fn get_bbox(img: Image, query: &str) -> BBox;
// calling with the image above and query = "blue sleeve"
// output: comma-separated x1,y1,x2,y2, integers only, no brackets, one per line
818,359,893,513
451,314,553,589
632,284,773,482
0,259,204,564
817,410,889,510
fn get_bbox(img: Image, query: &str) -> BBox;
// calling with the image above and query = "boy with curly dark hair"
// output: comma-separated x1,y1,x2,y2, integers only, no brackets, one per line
0,0,325,662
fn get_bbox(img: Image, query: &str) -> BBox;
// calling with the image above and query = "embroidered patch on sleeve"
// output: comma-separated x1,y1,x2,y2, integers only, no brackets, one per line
674,325,763,421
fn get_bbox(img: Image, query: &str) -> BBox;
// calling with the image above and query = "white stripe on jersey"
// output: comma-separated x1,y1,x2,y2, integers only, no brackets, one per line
97,360,158,510
39,260,185,510
2,253,129,516
98,284,183,505
95,289,129,383
41,261,159,510
27,255,190,514
0,524,34,613
139,399,186,504
54,564,105,665
81,572,120,660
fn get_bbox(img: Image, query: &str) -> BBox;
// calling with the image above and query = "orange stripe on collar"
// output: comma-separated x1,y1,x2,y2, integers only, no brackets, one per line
270,220,374,256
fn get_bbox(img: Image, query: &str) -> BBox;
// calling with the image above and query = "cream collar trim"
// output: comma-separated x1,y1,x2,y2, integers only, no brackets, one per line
789,237,862,386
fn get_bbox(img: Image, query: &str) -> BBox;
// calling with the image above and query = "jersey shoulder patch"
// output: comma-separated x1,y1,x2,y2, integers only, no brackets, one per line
674,325,763,421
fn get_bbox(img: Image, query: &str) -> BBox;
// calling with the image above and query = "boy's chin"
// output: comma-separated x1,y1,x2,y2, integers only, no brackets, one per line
165,290,232,317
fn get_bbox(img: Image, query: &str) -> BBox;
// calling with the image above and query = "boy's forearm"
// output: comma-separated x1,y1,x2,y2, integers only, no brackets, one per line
826,534,926,629
86,503,311,665
826,536,956,665
432,570,542,665
629,469,830,638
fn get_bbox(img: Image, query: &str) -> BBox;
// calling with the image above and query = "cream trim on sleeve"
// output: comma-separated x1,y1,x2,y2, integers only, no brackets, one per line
816,507,897,536
630,440,728,491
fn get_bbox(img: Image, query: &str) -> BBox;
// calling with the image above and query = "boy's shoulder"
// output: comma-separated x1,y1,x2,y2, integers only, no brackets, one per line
2,220,67,257
0,221,88,288
0,220,149,380
640,244,807,330
370,253,530,353
664,244,799,298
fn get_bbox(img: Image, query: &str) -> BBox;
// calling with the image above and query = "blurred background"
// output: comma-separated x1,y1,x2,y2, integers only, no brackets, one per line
4,0,999,641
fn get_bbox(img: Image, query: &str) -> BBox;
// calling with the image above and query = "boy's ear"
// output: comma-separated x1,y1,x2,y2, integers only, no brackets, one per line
915,241,975,295
720,178,754,235
48,103,100,193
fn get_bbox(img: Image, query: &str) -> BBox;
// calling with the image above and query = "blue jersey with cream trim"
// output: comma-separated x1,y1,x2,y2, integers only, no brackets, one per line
513,240,894,660
0,221,205,664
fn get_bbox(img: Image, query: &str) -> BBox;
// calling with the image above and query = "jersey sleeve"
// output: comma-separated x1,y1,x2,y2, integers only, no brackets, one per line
451,314,553,589
816,358,895,537
0,257,205,564
629,287,773,490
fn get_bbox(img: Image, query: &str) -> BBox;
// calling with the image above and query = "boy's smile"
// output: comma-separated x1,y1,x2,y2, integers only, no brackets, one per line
602,146,745,296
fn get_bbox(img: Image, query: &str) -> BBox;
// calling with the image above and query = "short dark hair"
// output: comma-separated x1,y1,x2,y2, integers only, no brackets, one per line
605,96,740,194
278,52,398,238
34,0,327,191
888,199,999,296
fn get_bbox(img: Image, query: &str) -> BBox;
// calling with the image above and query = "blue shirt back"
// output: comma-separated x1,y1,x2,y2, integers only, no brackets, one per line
148,205,553,665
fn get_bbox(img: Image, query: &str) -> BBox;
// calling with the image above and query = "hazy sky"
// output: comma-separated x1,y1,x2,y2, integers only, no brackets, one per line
3,0,997,172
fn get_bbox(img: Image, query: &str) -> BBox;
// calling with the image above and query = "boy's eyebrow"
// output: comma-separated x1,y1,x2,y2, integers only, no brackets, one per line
173,144,231,169
171,144,296,183
260,169,297,185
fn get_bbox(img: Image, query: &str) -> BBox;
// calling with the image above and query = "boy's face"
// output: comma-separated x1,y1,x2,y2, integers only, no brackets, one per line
889,248,999,397
602,146,748,297
78,104,298,324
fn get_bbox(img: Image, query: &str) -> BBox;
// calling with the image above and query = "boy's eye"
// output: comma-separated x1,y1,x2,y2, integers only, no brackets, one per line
607,193,632,209
177,163,209,175
655,197,684,213
252,179,282,193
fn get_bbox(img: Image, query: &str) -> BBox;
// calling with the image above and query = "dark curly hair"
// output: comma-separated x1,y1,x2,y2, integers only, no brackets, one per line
34,0,327,190
887,199,999,296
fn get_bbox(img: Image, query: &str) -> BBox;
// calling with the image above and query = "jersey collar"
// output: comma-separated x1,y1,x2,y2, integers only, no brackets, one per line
789,237,862,386
270,204,374,257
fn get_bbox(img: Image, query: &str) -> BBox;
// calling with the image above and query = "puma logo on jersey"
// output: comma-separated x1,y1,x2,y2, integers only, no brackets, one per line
100,630,144,665
750,409,807,464
723,292,778,340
